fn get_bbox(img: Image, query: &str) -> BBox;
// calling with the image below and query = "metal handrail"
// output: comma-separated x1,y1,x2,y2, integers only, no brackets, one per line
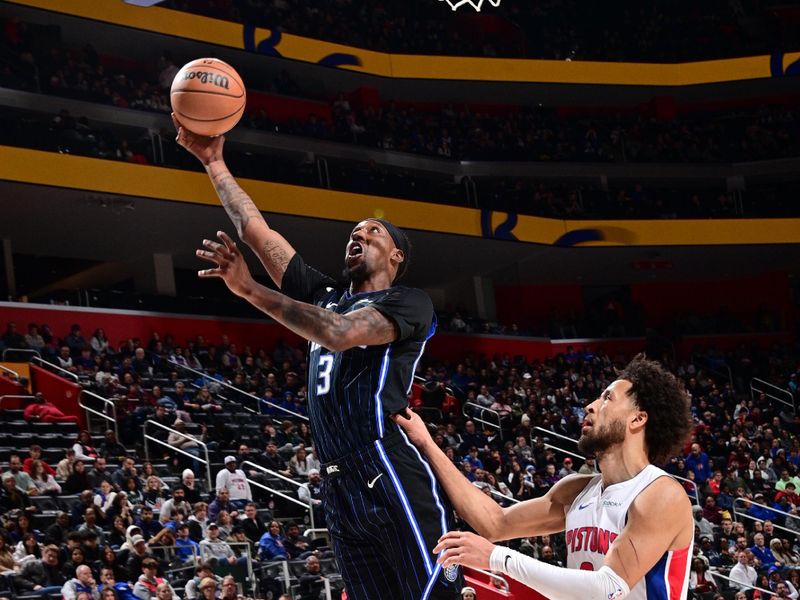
78,390,118,438
3,348,40,361
153,353,308,422
0,364,19,380
695,354,734,391
531,426,588,463
751,377,795,414
241,460,315,531
30,355,79,382
0,394,35,409
530,427,700,504
708,568,776,596
469,568,510,594
486,486,520,505
143,420,212,490
462,402,503,439
731,497,800,537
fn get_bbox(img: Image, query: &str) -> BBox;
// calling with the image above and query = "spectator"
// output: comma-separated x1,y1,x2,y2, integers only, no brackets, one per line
132,558,175,600
688,557,717,600
0,472,35,514
460,587,477,600
199,523,242,567
728,549,757,591
258,442,292,478
15,544,66,596
62,564,100,600
685,443,711,485
100,431,128,464
73,431,98,462
180,469,203,505
4,454,37,495
257,521,287,561
214,457,251,509
24,323,45,352
112,457,139,491
98,566,136,600
197,577,217,600
208,488,236,523
239,502,267,545
13,532,42,569
57,449,77,480
126,535,153,578
2,322,26,348
298,554,325,599
174,522,200,564
283,521,312,560
24,445,55,476
90,456,114,489
751,532,779,569
23,394,80,425
184,564,220,600
297,469,324,527
64,460,92,494
219,576,237,600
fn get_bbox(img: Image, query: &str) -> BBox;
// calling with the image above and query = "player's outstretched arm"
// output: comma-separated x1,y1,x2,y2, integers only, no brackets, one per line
197,232,398,351
173,114,296,288
393,410,590,542
474,475,693,599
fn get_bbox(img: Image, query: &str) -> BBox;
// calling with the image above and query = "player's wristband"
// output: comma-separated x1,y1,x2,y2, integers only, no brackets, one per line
489,546,630,600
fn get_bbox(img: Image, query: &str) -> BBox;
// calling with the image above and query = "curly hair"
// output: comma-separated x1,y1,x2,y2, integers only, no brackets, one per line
617,356,692,465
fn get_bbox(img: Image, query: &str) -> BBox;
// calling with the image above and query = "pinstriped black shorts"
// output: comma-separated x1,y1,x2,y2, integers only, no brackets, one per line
321,430,464,600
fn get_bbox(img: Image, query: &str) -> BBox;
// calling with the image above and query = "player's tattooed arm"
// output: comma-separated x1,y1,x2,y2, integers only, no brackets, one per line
208,171,261,239
206,163,296,287
275,304,397,351
199,233,395,350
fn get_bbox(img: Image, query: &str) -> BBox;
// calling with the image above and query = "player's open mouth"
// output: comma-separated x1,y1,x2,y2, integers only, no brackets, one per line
347,242,364,263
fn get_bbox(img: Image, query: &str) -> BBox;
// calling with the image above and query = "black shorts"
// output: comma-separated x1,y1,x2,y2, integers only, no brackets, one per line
322,430,464,600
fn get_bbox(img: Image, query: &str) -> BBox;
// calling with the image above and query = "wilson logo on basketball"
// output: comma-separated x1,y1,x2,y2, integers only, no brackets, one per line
183,71,230,90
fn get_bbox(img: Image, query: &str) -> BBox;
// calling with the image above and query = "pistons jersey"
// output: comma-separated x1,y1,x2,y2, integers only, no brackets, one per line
564,465,692,600
281,253,435,463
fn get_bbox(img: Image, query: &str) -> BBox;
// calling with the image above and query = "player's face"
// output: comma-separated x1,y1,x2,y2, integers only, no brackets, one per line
344,220,400,283
578,379,634,458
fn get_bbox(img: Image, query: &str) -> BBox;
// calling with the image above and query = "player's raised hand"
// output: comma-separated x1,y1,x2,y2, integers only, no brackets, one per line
196,231,255,298
391,408,434,450
172,112,225,166
433,531,495,570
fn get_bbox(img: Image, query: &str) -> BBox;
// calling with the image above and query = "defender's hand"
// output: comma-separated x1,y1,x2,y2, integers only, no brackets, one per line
391,408,434,451
433,531,495,570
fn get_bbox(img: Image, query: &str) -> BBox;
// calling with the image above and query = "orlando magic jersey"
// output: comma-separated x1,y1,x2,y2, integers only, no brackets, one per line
281,253,435,462
564,465,692,600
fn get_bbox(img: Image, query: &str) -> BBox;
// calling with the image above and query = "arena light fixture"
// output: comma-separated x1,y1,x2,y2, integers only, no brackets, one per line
438,0,502,11
123,0,166,6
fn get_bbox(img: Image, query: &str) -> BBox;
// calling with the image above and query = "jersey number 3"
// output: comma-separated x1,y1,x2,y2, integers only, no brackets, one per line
316,355,334,395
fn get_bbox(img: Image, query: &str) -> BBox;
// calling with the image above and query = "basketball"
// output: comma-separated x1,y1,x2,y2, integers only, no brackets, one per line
170,58,246,137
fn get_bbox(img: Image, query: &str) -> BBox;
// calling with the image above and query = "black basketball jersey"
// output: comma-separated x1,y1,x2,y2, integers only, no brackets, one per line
281,253,436,463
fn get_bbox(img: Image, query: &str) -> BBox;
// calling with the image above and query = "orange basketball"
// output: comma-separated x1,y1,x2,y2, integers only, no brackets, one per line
170,58,246,137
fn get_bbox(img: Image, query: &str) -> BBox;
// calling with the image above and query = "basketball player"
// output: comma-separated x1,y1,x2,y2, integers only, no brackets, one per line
173,116,462,600
394,357,694,599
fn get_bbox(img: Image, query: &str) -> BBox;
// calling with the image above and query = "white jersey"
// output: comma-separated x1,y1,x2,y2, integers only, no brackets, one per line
564,465,691,600
215,468,252,501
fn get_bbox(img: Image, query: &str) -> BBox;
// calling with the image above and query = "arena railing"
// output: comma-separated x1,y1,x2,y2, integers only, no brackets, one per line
154,543,258,598
0,364,19,381
142,419,213,491
77,389,118,438
2,347,40,361
241,460,319,534
697,355,735,391
708,568,776,596
463,402,503,441
154,353,309,422
531,426,701,505
30,355,79,382
468,568,510,594
0,394,35,409
731,497,800,537
750,377,795,415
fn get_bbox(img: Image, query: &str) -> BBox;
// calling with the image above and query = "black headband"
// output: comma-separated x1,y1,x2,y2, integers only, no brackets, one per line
374,218,411,280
